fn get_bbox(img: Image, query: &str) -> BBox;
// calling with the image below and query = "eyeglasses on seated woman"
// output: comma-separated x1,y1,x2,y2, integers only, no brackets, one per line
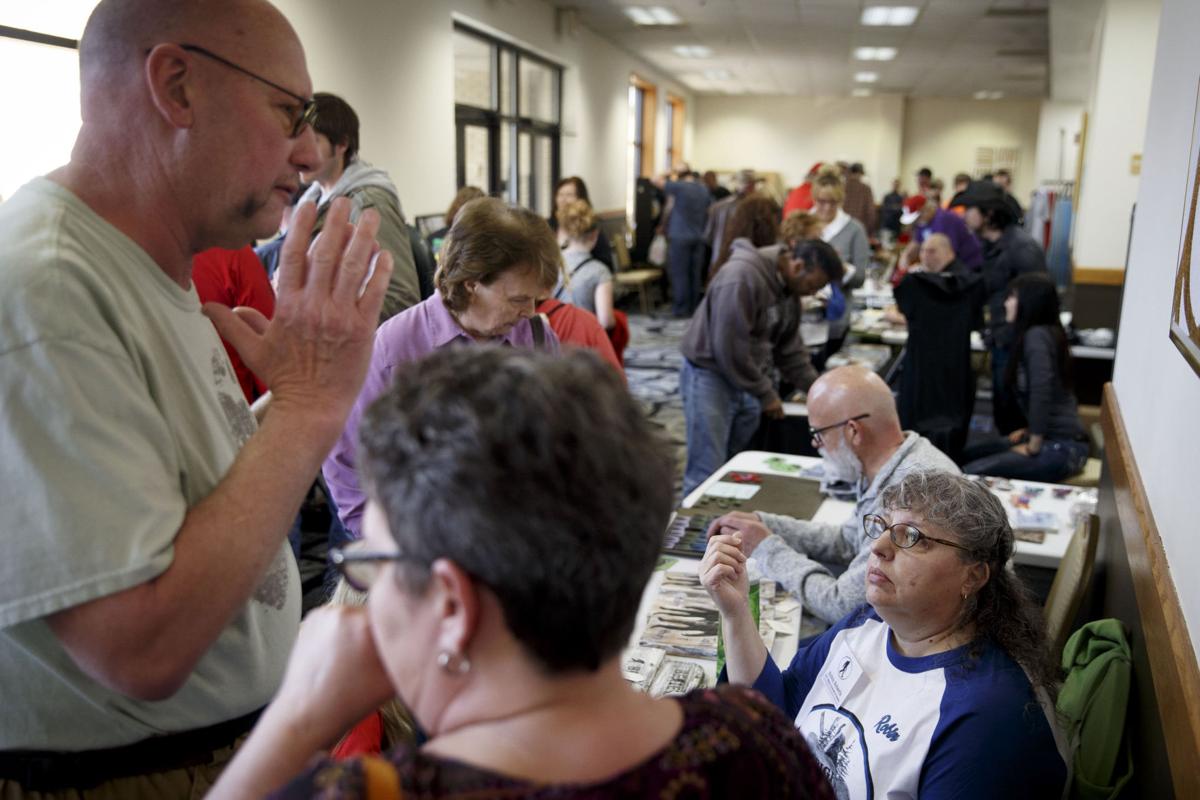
211,347,835,800
701,470,1067,800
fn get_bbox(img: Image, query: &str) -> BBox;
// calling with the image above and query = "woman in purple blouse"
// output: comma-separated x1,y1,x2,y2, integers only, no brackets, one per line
322,197,563,537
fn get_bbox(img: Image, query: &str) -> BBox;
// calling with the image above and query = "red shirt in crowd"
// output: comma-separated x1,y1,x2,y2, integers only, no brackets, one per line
536,298,624,379
192,246,275,403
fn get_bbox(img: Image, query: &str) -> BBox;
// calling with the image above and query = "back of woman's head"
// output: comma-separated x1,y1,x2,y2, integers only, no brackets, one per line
444,186,486,226
792,238,845,285
435,197,561,312
1006,272,1071,389
555,199,598,241
358,347,676,674
712,195,781,276
880,471,1058,694
1010,273,1061,333
781,211,821,244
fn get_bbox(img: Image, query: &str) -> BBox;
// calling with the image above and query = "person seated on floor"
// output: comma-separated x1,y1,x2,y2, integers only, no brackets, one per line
323,197,562,539
706,365,959,624
888,234,986,462
702,471,1067,800
210,347,835,800
680,229,843,496
962,273,1089,482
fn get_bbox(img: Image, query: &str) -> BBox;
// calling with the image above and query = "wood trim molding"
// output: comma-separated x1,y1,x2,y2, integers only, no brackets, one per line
1101,384,1200,798
1074,267,1126,286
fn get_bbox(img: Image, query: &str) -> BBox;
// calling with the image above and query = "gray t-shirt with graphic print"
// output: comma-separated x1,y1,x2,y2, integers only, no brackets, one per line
0,178,299,749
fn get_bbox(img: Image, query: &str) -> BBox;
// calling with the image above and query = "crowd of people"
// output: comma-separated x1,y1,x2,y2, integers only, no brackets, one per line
0,0,1084,798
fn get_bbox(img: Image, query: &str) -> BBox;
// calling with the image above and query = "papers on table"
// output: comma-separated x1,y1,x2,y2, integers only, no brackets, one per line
703,481,761,500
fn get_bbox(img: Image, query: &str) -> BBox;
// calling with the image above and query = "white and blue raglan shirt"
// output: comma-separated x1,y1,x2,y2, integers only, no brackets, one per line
751,606,1066,799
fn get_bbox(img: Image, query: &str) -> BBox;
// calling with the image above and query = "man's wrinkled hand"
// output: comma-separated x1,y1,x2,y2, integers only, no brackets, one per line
203,197,393,427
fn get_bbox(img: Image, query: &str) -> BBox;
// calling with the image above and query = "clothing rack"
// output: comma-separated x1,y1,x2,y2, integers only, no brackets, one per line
1028,181,1075,287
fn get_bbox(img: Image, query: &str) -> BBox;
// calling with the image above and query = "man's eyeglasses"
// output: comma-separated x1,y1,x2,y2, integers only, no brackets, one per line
329,546,411,593
810,413,870,448
179,44,317,137
862,513,973,553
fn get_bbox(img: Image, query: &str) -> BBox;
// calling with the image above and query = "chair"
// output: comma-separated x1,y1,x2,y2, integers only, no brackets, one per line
611,232,663,315
1043,513,1100,657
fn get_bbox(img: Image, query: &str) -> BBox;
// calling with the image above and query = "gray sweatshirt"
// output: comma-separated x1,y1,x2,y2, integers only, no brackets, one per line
680,238,817,406
754,433,960,624
300,160,420,323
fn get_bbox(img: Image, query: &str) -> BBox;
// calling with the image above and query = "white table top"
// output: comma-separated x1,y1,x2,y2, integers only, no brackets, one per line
683,450,1090,570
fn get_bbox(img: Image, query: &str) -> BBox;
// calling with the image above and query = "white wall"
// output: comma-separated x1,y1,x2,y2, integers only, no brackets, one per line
1034,100,1084,185
1112,0,1200,660
691,94,905,193
274,0,693,216
1071,0,1161,270
900,97,1042,199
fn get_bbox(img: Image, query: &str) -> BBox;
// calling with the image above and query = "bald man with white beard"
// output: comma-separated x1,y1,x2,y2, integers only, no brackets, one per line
0,0,392,793
707,366,959,624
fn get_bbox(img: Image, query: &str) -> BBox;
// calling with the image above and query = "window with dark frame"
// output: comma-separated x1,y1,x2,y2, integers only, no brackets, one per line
452,24,562,219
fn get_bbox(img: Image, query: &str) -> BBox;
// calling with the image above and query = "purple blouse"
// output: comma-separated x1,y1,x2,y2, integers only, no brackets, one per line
322,293,559,536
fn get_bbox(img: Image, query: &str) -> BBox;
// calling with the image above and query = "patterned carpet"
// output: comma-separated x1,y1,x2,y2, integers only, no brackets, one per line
623,310,690,497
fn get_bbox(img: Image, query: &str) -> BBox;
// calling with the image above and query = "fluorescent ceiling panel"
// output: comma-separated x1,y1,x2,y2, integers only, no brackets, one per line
854,47,898,61
673,45,713,58
625,6,681,26
861,7,920,27
704,68,733,80
855,71,880,83
852,88,873,97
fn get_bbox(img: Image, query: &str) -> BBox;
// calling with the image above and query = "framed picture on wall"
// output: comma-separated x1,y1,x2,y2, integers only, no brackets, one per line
1171,78,1200,377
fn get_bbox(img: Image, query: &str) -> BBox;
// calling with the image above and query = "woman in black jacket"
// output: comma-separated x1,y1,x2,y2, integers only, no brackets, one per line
962,273,1089,482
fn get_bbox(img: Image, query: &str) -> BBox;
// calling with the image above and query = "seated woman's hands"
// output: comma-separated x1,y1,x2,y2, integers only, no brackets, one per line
699,533,771,685
699,532,750,617
706,511,772,556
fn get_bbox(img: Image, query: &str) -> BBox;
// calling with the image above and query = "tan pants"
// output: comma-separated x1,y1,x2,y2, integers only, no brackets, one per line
0,736,245,800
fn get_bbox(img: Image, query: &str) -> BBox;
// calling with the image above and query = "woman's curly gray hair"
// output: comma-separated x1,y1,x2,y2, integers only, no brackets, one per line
880,471,1060,695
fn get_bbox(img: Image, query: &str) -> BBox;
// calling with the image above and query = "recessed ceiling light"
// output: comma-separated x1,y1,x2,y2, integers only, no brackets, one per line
673,45,713,58
704,68,733,81
852,88,873,97
854,47,898,61
861,6,920,26
625,6,681,26
973,90,1005,99
855,71,879,83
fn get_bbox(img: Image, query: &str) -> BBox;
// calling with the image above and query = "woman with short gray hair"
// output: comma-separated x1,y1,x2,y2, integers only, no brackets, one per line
212,348,835,799
703,470,1066,800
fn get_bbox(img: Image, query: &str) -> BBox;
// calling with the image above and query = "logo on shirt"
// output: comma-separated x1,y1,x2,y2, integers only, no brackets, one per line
838,657,854,680
802,705,874,800
875,714,901,742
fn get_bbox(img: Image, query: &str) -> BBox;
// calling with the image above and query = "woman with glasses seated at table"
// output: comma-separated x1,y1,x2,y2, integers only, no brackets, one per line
211,347,834,800
701,471,1067,800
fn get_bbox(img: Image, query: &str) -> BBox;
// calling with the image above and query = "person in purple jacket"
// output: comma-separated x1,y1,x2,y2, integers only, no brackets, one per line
323,197,561,537
899,194,983,271
703,471,1067,800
